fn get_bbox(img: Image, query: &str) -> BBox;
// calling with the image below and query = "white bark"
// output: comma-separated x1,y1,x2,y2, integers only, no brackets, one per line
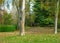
20,0,25,36
13,0,25,36
55,0,59,34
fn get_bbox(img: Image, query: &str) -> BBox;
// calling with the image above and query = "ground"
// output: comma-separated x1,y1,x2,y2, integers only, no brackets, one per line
0,27,60,43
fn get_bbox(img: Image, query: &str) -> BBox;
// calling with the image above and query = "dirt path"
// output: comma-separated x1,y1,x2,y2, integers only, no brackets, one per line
0,31,19,38
26,27,54,34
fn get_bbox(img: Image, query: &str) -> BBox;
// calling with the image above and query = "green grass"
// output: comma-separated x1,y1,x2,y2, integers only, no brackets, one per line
0,34,60,43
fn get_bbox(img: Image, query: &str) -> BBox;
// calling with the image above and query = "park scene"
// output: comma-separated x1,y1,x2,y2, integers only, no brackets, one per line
0,0,60,43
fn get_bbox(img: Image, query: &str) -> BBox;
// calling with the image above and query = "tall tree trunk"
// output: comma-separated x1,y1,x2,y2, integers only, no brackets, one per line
13,0,25,36
20,0,25,36
55,0,59,34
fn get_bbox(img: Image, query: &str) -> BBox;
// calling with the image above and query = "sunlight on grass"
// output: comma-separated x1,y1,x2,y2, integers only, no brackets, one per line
0,34,60,43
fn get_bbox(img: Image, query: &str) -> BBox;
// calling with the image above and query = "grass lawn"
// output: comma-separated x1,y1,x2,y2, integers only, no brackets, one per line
0,33,60,43
0,27,60,43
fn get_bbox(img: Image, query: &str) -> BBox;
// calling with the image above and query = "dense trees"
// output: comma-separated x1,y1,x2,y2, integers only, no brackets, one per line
26,0,55,26
25,0,60,34
0,0,60,35
33,0,54,26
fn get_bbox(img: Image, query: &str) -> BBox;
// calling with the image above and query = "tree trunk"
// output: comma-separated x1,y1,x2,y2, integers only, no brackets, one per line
55,0,59,34
20,0,25,36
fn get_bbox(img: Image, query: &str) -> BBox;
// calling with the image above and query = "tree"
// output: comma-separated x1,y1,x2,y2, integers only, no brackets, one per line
0,0,5,25
32,0,54,26
20,0,25,36
25,0,36,26
2,12,13,25
55,0,59,34
0,0,4,6
13,0,25,36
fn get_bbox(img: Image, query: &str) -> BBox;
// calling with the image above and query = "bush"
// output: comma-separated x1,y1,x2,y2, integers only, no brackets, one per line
0,25,16,32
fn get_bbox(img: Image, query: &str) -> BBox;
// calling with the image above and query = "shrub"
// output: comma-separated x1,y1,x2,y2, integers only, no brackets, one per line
2,13,13,25
0,25,16,32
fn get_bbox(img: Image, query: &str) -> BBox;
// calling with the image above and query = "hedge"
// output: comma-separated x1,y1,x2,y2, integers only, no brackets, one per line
0,25,16,32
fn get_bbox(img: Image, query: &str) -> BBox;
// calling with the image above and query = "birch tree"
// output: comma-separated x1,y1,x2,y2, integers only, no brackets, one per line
55,0,59,34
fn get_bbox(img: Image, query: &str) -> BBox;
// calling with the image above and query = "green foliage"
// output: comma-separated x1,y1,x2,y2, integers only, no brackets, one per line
32,0,55,26
58,19,60,28
0,25,16,32
0,0,4,5
2,12,13,25
25,0,60,27
25,14,36,26
34,8,54,26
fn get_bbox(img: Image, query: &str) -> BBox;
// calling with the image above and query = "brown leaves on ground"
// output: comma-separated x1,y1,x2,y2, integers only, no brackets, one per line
0,27,60,37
